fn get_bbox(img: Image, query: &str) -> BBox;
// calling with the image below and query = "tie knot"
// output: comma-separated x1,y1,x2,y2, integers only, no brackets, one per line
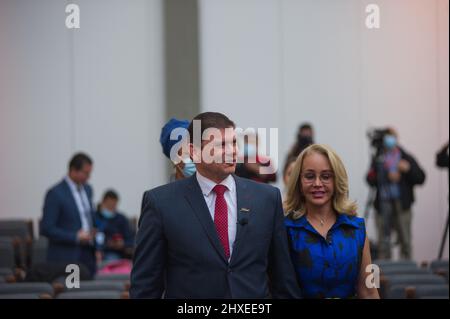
213,184,228,196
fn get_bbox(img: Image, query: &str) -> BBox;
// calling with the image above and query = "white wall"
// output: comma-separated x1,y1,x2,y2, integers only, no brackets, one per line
199,0,449,261
0,0,165,232
360,0,449,261
0,0,447,262
72,0,165,219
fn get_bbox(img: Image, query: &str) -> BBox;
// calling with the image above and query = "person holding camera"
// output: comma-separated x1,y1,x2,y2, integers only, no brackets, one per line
366,128,425,260
285,144,379,299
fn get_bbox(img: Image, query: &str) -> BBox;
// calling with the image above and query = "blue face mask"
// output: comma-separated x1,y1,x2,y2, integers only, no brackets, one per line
244,144,257,157
101,209,115,219
383,135,397,150
182,158,196,177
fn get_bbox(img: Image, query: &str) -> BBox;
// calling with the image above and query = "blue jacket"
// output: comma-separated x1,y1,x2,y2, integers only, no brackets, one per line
40,179,95,264
94,210,135,254
130,174,301,299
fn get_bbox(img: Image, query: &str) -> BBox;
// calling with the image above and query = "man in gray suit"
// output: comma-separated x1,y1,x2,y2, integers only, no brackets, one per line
130,112,300,298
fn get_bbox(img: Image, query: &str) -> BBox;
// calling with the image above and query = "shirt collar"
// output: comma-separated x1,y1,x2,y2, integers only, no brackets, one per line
65,175,77,190
195,171,236,197
65,175,83,192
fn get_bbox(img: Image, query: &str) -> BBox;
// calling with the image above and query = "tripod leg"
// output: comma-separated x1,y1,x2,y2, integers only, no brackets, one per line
378,200,393,259
438,212,449,260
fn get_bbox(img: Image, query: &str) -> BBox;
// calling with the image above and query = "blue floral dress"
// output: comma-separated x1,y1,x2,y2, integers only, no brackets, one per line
285,213,366,298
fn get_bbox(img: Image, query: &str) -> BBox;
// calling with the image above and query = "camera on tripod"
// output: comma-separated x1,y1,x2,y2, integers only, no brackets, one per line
367,128,390,151
363,127,391,220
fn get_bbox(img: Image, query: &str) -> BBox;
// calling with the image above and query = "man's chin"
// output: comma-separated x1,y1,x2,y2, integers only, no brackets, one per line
223,163,236,173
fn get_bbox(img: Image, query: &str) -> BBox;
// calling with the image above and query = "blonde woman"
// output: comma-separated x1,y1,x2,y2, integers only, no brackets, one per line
284,144,379,299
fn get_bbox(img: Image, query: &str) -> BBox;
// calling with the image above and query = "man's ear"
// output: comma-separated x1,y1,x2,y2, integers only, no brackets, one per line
189,143,200,163
174,162,183,174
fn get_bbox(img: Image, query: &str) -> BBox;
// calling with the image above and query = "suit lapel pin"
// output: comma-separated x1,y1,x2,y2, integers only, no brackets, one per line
240,208,250,213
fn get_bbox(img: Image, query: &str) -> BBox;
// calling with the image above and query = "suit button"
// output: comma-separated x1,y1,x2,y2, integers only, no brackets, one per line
228,268,233,273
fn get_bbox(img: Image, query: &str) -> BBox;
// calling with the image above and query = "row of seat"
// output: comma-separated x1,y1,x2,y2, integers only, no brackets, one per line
0,273,131,299
0,236,47,271
0,218,138,271
0,291,126,299
375,259,449,299
0,218,138,241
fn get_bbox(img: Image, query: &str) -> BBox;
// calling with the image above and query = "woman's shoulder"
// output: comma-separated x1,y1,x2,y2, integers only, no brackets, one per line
284,211,307,227
338,213,365,228
336,214,366,247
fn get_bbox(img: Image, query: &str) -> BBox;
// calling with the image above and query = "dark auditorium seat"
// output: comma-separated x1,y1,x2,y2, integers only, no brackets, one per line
0,293,49,299
384,274,447,299
0,238,16,269
0,282,54,297
0,219,34,268
94,273,130,281
59,280,127,293
56,290,124,299
30,237,48,266
430,259,449,270
0,267,14,284
388,284,449,299
0,267,13,277
0,220,33,239
381,267,430,276
412,284,449,299
430,259,449,282
374,259,417,268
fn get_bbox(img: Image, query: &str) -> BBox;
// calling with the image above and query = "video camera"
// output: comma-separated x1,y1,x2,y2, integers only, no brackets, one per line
367,128,390,150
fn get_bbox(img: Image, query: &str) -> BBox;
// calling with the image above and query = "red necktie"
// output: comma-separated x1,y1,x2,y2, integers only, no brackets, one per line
212,184,229,259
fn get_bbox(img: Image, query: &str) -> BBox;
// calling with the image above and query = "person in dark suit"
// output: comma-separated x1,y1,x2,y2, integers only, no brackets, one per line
40,153,97,277
130,112,301,299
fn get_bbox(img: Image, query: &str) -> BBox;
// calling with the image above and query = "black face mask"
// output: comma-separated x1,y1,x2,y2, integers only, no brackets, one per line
297,135,313,147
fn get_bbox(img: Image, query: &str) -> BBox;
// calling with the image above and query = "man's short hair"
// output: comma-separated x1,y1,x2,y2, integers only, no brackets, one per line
69,153,93,171
103,189,119,201
187,112,236,145
299,123,313,132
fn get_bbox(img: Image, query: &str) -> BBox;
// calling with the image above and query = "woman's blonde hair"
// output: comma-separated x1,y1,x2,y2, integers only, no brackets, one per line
283,144,357,219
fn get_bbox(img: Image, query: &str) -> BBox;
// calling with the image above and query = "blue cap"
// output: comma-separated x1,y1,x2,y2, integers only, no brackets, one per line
159,118,190,159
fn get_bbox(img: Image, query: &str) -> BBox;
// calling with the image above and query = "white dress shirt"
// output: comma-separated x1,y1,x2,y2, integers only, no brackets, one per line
196,171,237,258
65,176,92,232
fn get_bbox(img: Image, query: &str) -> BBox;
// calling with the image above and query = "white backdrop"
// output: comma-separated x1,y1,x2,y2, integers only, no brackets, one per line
0,0,448,263
199,0,449,261
0,0,166,234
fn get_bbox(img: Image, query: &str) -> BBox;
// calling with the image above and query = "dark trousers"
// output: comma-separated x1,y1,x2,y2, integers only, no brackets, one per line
376,199,412,259
79,246,97,278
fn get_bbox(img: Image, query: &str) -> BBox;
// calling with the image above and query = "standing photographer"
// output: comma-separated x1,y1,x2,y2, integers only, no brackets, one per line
366,128,425,259
436,141,448,259
436,142,449,169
